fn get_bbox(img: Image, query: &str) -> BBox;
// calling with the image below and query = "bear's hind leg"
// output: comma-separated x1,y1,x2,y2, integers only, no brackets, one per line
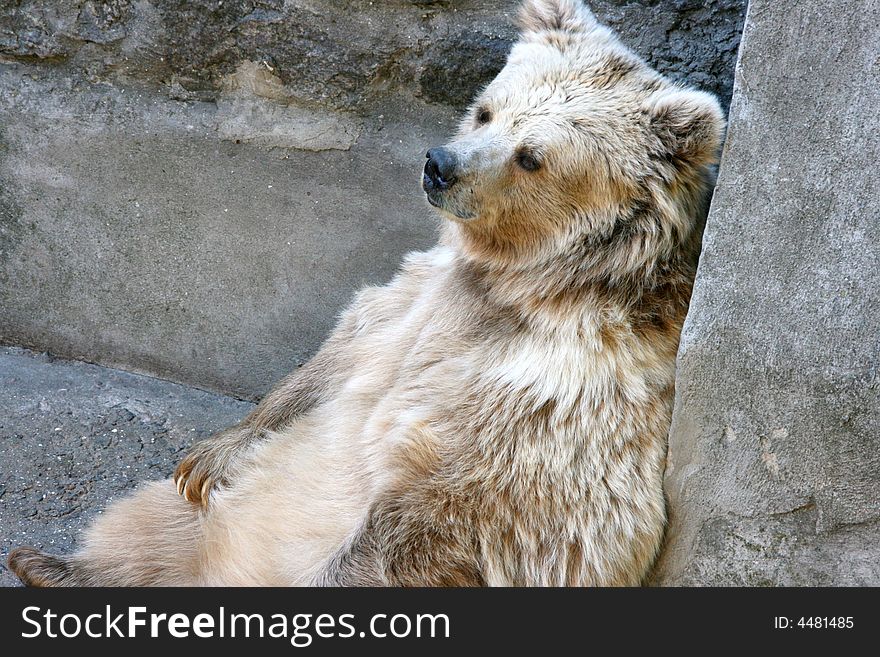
9,480,205,586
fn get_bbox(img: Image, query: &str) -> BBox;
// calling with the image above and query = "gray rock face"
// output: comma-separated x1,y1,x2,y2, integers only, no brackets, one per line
652,0,880,586
0,1,745,399
0,1,745,110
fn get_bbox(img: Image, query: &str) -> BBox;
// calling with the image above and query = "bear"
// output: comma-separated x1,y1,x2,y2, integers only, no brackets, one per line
8,0,723,586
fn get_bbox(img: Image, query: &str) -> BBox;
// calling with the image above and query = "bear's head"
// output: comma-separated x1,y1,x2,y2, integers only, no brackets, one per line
423,0,725,280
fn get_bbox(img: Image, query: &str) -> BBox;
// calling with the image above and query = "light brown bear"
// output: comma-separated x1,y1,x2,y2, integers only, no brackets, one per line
9,0,723,586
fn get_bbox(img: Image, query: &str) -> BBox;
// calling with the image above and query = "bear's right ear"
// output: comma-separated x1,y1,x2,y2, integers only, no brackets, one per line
517,0,597,36
644,87,726,169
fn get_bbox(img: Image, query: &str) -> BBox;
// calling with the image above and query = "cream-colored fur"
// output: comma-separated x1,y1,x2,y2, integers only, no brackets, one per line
9,0,723,587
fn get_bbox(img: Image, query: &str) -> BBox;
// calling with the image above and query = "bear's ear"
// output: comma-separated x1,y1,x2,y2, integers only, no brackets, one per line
517,0,597,36
645,87,725,168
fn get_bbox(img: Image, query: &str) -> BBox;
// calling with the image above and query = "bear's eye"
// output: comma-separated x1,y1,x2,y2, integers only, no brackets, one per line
516,150,541,172
476,108,492,125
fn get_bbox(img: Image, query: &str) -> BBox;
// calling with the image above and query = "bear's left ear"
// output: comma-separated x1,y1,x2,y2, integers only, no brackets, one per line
517,0,597,36
645,87,726,168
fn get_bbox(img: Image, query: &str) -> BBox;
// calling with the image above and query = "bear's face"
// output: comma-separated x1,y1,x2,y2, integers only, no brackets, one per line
423,0,724,267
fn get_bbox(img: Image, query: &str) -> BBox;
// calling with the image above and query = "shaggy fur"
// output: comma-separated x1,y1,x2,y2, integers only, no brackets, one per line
8,0,723,587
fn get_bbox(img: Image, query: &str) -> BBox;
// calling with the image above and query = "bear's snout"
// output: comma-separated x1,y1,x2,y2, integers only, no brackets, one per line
423,147,458,192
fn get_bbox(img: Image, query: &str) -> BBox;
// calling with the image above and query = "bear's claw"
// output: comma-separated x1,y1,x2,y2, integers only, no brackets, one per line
173,442,235,509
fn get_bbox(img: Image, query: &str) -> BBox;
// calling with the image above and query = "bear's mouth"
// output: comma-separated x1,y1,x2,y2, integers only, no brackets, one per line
422,181,476,221
422,178,449,211
423,191,476,221
424,187,444,209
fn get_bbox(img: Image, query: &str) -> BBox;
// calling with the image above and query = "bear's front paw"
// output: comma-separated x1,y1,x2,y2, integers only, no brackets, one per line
173,440,238,509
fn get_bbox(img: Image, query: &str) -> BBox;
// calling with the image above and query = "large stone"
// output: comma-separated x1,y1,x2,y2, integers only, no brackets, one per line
0,1,745,399
652,0,880,585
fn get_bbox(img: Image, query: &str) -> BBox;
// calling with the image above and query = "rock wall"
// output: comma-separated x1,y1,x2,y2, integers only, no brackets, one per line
651,0,880,585
0,1,745,399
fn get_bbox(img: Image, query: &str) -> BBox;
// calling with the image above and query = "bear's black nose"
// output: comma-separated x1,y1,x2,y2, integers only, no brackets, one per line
424,147,458,190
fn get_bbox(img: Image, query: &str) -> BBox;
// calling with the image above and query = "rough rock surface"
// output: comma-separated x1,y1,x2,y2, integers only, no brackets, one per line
0,346,252,587
0,0,746,399
651,0,880,585
0,1,744,110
